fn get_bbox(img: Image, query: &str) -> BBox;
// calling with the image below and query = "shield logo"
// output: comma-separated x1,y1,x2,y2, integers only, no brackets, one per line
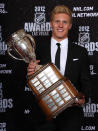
79,33,90,45
34,13,46,24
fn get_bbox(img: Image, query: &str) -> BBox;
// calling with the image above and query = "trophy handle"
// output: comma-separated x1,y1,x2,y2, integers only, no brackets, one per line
7,46,23,61
26,34,36,49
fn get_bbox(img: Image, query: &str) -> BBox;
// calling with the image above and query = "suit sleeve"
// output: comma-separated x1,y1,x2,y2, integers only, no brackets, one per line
80,48,91,102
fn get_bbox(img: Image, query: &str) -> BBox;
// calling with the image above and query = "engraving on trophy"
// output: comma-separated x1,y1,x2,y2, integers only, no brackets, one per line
38,88,45,94
50,90,57,96
59,88,66,94
62,92,69,98
64,95,71,101
34,81,40,87
46,98,53,104
58,100,64,106
45,83,52,88
40,76,47,82
42,95,50,101
38,72,44,78
36,84,43,90
44,66,52,74
52,93,59,99
31,77,38,83
48,102,55,108
57,85,64,90
50,105,57,112
55,97,61,103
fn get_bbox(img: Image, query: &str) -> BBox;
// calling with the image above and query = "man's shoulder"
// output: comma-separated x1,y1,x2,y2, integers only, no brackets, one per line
68,40,88,57
71,42,87,52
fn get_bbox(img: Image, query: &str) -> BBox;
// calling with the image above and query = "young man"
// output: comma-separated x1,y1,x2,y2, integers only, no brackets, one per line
27,5,90,131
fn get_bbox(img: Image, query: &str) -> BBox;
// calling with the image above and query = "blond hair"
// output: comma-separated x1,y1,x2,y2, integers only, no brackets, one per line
50,5,72,23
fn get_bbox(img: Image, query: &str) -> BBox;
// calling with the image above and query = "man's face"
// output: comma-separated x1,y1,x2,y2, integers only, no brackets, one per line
50,13,72,42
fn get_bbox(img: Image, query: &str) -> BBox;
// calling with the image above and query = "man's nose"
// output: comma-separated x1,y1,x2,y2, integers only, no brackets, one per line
59,22,63,27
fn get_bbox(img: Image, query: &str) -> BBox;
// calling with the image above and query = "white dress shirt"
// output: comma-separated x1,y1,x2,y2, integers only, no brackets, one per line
51,37,68,75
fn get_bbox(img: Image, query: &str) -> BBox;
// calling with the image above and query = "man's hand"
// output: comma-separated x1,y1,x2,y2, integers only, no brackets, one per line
27,60,40,76
72,93,85,106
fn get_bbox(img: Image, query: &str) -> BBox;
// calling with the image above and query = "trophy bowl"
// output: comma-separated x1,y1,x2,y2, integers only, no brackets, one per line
6,29,36,63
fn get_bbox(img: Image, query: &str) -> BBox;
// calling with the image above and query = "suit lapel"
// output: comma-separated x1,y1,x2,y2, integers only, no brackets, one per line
42,36,51,64
64,40,73,77
48,38,52,62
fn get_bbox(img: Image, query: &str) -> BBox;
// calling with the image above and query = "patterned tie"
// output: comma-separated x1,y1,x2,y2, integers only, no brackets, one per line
55,43,61,70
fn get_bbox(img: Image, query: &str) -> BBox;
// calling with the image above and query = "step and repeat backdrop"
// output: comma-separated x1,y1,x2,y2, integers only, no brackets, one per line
0,0,98,131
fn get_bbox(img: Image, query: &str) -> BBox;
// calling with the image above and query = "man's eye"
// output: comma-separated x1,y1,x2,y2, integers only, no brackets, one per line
55,20,59,23
63,21,67,24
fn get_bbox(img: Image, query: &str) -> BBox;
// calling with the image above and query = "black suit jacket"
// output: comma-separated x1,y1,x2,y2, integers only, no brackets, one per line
35,37,90,98
31,37,91,128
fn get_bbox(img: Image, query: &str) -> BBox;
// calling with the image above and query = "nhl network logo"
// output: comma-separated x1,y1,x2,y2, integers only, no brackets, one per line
24,6,51,36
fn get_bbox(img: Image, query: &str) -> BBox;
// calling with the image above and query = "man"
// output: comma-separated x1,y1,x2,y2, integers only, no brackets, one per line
27,5,90,131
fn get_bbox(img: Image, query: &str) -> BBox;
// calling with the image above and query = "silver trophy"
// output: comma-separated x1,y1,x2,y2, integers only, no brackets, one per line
6,29,36,63
6,29,80,120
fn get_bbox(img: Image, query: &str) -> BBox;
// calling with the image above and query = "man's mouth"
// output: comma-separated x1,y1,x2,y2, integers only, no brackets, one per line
57,29,64,32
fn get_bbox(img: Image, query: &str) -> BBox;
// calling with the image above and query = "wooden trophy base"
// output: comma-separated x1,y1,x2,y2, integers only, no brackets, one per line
28,63,79,120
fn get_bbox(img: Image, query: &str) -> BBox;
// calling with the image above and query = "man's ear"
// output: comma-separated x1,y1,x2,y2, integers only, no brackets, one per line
50,22,53,31
69,23,72,30
50,22,52,27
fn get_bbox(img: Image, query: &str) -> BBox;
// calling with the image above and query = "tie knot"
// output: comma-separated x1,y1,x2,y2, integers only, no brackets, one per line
56,43,60,47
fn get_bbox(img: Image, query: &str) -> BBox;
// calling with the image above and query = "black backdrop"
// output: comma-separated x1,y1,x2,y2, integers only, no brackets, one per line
0,0,98,131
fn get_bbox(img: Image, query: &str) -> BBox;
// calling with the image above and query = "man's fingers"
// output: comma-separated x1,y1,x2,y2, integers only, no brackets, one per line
36,60,40,64
28,60,40,68
27,60,40,76
27,71,35,76
29,60,40,65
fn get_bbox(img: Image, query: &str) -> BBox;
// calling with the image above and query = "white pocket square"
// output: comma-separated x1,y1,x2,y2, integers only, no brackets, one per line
73,58,79,61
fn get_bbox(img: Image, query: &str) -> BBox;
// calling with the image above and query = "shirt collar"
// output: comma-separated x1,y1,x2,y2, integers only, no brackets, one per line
51,37,68,48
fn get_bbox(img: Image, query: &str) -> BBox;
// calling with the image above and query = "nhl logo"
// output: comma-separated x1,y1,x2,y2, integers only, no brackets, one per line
34,13,45,24
79,33,90,45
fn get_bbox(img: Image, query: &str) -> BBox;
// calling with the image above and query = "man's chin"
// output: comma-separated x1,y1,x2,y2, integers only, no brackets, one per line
57,36,66,40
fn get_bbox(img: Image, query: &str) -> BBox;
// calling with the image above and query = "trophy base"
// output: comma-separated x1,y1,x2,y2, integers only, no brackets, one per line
28,63,79,120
